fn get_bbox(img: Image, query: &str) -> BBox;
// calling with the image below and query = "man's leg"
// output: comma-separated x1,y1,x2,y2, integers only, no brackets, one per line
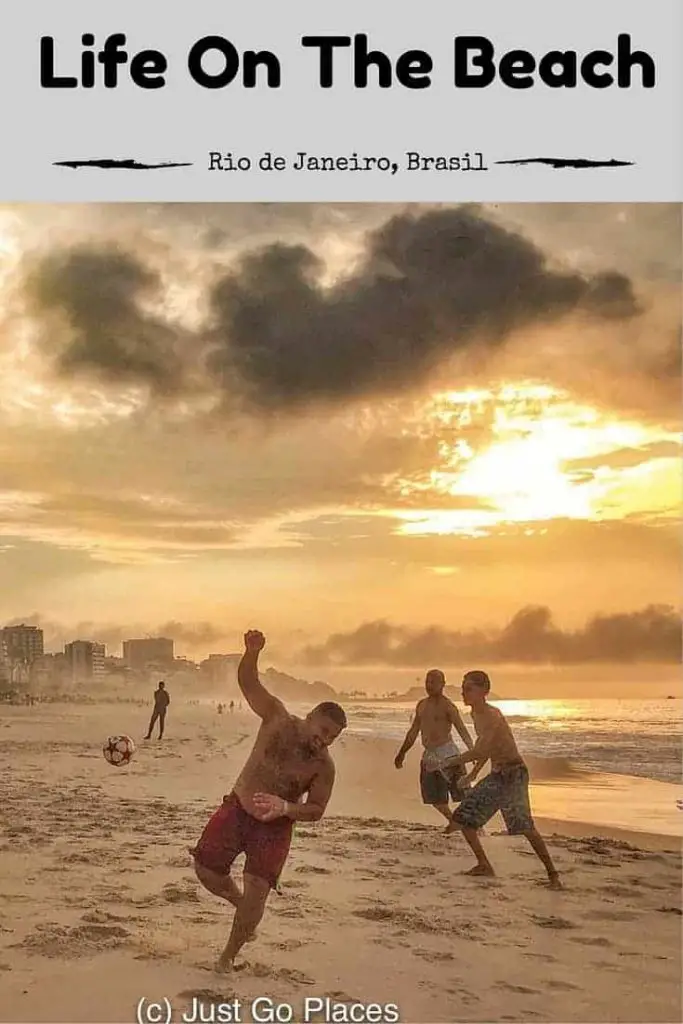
193,859,243,908
158,711,166,739
459,827,495,876
522,828,562,888
447,774,499,875
433,802,452,823
144,709,159,739
420,767,452,826
499,766,562,888
217,873,270,971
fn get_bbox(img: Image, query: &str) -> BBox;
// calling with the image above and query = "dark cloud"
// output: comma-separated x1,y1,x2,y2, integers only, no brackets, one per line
207,207,639,412
24,247,184,393
22,207,640,414
300,604,681,666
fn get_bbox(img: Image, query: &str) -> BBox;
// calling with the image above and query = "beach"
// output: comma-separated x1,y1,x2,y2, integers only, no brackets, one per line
0,701,681,1024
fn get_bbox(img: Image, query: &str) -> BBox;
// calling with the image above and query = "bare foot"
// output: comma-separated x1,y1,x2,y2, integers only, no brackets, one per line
463,864,495,877
547,873,563,890
215,954,233,974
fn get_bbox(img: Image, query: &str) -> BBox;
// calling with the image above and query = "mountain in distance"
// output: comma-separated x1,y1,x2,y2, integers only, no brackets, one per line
225,662,505,704
374,685,503,703
261,666,337,703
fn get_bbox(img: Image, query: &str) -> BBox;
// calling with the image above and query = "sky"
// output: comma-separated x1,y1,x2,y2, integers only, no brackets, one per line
0,202,680,690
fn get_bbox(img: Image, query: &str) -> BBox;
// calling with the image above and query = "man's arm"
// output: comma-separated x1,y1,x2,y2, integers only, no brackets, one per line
447,702,474,751
252,760,335,823
443,713,500,768
394,704,422,768
238,630,286,721
466,759,488,782
288,760,335,822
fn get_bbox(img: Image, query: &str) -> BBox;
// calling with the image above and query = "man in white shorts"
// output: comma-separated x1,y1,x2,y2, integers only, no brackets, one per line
394,669,475,828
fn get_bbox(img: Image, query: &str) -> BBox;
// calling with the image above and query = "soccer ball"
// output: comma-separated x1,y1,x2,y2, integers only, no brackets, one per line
103,735,135,767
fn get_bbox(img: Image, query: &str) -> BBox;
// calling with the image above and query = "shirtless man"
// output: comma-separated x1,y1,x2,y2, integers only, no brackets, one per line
444,670,562,889
190,630,347,971
394,669,474,827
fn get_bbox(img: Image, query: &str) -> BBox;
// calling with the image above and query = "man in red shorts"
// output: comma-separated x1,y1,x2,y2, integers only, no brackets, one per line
190,629,347,972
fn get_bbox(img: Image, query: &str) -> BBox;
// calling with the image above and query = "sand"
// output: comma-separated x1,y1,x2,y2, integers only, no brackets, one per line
0,701,681,1024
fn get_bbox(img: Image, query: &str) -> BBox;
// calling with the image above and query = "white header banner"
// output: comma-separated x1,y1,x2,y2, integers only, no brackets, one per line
0,0,680,201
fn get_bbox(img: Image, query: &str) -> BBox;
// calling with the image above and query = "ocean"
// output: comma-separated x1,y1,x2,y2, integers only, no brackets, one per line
341,697,682,785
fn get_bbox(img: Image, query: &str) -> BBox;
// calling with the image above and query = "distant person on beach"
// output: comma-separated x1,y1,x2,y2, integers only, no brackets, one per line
443,670,562,889
229,700,235,713
144,681,170,740
394,669,475,828
190,629,347,972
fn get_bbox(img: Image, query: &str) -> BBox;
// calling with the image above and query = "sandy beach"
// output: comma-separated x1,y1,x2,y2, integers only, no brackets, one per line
0,701,681,1024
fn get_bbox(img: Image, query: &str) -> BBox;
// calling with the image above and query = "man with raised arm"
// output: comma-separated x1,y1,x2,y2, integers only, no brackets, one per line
394,668,475,828
190,629,347,972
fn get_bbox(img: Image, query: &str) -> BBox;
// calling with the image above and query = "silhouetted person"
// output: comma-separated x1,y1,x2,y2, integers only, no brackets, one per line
145,681,170,740
229,700,235,714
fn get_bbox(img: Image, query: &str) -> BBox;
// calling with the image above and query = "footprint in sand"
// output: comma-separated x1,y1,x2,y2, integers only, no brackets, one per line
178,989,235,1004
496,982,540,995
582,908,638,921
523,952,558,963
593,960,620,971
570,935,612,947
324,991,362,1003
295,864,332,875
602,883,644,898
239,961,315,985
414,948,454,962
268,939,307,952
271,905,305,919
530,915,577,930
17,922,133,958
545,980,580,991
161,882,201,904
80,910,138,925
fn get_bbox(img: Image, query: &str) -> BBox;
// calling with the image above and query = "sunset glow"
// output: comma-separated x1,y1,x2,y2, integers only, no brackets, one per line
0,202,679,681
391,386,680,536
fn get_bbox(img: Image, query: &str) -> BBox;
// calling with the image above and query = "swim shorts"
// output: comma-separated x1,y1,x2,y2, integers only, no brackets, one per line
192,792,293,889
451,763,534,834
420,762,470,805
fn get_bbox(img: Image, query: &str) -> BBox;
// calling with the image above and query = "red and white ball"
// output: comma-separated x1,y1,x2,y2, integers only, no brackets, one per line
103,735,136,767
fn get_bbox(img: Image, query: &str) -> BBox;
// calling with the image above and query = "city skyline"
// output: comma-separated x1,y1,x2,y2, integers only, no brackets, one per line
0,202,680,694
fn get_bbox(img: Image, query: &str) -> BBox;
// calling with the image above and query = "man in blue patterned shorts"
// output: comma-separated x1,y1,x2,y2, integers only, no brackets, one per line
443,670,562,889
